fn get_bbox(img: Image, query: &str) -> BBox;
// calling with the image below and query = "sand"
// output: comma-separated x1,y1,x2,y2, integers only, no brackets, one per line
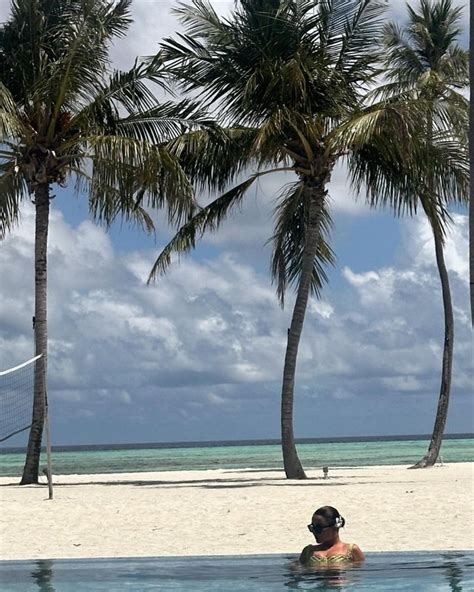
0,463,473,560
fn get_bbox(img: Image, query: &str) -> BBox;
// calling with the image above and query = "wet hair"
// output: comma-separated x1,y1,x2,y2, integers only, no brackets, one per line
312,506,345,529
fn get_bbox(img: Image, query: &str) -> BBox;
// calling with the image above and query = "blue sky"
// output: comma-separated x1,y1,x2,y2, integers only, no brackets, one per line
0,0,472,447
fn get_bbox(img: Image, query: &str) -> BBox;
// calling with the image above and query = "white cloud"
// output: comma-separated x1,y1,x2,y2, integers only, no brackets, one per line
381,376,424,392
408,214,469,280
319,216,471,400
1,203,470,439
0,202,287,393
308,300,334,319
0,0,10,20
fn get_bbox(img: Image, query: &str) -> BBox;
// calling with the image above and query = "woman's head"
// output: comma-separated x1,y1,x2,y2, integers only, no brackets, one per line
308,506,345,543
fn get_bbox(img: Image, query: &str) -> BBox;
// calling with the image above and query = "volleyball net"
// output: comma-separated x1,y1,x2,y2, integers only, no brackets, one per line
0,354,42,442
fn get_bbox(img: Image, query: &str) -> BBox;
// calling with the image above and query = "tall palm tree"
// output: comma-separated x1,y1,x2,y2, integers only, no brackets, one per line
148,0,422,478
470,2,474,328
372,0,468,468
0,0,206,484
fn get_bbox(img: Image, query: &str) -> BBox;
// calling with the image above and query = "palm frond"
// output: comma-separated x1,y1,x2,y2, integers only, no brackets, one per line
71,57,169,133
69,166,155,235
148,173,261,282
33,0,133,139
348,125,468,224
115,100,215,144
81,135,196,227
269,181,335,307
329,99,416,160
0,83,24,139
383,21,425,84
173,0,231,41
91,0,133,40
332,0,386,85
424,133,469,206
167,125,259,192
0,166,28,239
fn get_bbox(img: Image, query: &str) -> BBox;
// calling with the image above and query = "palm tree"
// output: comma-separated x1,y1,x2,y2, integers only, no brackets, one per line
470,3,474,328
0,0,206,484
148,0,421,478
371,0,468,468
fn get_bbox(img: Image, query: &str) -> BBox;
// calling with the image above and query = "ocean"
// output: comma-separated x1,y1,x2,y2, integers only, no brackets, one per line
0,434,472,478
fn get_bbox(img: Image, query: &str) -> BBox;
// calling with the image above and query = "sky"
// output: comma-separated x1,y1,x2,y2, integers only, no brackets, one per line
0,0,472,447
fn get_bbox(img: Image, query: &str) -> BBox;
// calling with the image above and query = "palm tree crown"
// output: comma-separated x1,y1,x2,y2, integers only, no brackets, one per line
384,0,467,88
154,0,393,295
0,0,210,238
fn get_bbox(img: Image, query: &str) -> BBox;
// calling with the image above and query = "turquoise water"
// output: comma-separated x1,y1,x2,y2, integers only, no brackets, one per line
0,436,472,477
0,553,472,591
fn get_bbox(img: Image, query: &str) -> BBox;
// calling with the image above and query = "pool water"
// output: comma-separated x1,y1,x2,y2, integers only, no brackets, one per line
0,552,472,591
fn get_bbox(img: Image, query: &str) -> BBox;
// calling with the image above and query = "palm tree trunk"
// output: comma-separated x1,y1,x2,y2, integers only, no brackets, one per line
470,189,474,327
470,0,474,328
20,183,50,485
469,194,474,329
409,224,454,469
281,185,325,479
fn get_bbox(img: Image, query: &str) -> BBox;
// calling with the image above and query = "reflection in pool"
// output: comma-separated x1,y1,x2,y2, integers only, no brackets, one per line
0,552,472,591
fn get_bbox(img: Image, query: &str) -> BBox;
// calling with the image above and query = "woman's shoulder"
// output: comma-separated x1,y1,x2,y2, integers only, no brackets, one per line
346,543,365,561
299,544,317,563
340,541,364,557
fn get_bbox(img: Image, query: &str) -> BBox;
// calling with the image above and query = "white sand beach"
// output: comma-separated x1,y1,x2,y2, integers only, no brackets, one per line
0,463,473,560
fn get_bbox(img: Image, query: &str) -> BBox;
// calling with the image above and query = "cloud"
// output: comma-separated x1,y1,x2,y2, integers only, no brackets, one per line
328,215,472,397
0,202,286,392
0,0,10,20
110,1,234,71
0,201,471,444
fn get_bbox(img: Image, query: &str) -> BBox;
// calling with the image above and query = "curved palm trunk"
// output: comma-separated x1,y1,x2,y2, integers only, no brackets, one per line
20,183,50,485
410,224,454,468
470,191,474,327
281,185,325,479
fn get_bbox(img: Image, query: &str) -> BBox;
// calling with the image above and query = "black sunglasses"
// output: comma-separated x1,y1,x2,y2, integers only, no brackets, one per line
307,523,331,534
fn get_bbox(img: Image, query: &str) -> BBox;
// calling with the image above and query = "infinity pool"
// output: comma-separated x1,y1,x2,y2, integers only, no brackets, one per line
0,552,472,591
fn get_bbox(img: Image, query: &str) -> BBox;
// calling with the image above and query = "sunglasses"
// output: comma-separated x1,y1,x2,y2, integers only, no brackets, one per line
307,523,332,535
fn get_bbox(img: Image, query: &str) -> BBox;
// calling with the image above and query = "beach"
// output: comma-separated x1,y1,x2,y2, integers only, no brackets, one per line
0,463,472,560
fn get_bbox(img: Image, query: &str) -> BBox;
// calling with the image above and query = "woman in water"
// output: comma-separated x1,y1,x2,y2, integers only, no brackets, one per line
299,506,364,565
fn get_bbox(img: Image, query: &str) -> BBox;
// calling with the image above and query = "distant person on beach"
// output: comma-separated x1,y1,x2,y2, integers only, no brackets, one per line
299,506,365,565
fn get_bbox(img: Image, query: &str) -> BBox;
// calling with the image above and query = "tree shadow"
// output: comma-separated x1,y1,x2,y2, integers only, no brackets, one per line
0,476,393,489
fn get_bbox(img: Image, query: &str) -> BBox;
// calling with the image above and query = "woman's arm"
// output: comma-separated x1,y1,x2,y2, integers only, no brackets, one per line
351,544,365,562
299,544,315,564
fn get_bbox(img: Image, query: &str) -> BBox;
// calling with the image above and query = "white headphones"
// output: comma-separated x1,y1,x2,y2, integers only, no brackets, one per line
334,516,345,528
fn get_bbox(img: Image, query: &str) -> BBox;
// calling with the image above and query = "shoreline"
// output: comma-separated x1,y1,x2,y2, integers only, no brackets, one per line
1,463,473,560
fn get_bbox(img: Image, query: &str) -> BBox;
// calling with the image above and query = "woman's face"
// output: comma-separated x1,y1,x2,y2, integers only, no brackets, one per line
310,514,337,543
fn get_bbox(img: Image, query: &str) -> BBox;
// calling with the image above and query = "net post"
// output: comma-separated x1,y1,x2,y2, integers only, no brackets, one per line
44,401,53,500
42,357,53,500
